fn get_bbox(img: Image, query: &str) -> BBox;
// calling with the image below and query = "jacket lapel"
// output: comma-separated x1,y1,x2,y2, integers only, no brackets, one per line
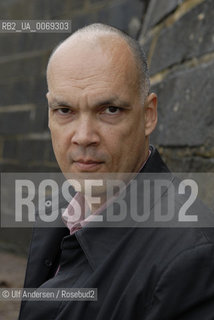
23,146,169,287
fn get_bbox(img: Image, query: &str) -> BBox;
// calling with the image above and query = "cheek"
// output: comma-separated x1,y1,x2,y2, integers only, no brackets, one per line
110,120,145,154
108,119,143,146
103,126,132,158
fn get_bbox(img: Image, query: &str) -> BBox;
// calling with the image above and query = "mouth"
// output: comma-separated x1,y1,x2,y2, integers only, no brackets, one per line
73,159,104,171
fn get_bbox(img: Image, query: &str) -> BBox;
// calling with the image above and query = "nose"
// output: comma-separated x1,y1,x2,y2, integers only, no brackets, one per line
71,115,100,147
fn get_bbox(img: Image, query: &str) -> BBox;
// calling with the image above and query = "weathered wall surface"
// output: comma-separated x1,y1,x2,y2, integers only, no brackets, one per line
140,0,214,171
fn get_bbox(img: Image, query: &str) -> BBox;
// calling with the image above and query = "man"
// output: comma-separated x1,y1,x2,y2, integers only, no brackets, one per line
19,23,214,319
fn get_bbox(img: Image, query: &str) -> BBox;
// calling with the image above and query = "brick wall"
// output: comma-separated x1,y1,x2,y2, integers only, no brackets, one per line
140,0,214,171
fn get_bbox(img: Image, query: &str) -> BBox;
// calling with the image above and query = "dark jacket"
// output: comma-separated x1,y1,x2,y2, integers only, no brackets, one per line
19,147,214,320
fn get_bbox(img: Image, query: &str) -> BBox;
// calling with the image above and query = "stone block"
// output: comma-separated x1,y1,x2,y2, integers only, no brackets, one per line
0,109,36,135
47,143,58,163
0,80,31,106
23,33,67,53
166,155,214,172
32,0,85,19
0,0,32,20
0,76,47,107
150,60,214,147
89,0,105,3
34,103,49,133
0,55,47,82
140,34,153,62
33,77,48,105
2,139,17,159
70,12,94,32
18,139,47,162
0,33,68,58
0,34,21,57
93,0,143,34
107,0,143,34
149,0,214,74
3,138,51,163
142,0,180,34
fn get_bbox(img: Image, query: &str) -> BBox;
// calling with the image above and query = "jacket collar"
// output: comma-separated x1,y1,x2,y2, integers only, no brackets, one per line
73,146,171,271
25,146,171,287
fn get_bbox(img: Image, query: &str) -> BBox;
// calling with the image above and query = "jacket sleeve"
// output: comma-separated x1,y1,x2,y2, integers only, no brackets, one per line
146,242,214,320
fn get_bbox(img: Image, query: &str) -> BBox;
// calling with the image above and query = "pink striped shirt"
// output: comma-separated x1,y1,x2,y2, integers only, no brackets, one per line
62,150,151,235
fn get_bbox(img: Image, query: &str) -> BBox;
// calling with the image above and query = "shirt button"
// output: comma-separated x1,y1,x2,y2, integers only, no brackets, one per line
44,259,53,267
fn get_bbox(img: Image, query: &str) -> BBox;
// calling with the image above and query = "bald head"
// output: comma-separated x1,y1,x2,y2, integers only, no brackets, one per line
47,23,150,102
47,23,157,176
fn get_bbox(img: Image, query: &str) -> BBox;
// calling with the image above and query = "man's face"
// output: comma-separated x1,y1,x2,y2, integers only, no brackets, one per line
47,36,149,175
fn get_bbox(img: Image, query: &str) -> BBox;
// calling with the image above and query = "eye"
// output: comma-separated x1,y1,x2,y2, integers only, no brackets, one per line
104,106,121,114
56,108,71,115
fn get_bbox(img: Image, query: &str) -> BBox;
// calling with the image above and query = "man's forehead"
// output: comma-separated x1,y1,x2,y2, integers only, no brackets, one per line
51,31,124,57
48,32,135,74
48,39,110,83
47,31,140,99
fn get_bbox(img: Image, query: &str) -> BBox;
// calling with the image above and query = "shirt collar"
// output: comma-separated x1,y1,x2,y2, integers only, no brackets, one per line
62,150,152,234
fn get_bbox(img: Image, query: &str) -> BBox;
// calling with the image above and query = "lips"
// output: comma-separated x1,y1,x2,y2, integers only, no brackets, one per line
73,159,104,171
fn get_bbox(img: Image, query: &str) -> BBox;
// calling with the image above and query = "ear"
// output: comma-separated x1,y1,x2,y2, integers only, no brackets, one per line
144,93,158,137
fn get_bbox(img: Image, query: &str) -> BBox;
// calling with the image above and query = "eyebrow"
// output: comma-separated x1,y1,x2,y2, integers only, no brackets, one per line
93,97,131,108
48,98,71,109
48,96,131,109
